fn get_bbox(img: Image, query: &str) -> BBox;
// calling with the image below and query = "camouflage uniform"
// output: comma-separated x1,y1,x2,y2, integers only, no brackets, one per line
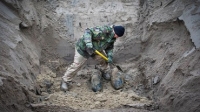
76,25,115,58
62,25,116,83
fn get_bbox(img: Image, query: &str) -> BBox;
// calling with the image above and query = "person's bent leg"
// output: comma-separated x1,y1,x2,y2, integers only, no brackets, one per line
61,48,87,91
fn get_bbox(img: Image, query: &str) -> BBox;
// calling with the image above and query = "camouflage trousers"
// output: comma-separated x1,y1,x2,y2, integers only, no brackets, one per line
62,47,108,83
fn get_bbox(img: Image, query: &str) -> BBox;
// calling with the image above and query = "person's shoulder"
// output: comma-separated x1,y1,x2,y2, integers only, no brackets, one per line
100,25,113,31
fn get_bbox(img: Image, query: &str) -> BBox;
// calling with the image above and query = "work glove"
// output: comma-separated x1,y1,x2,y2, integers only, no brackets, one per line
86,43,95,56
107,56,113,63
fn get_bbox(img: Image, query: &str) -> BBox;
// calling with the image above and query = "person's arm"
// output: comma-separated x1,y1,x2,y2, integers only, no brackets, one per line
105,42,114,63
83,28,93,48
82,28,95,56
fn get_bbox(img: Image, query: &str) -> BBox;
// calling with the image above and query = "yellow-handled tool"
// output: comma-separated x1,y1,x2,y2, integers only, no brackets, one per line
94,50,123,72
95,50,109,61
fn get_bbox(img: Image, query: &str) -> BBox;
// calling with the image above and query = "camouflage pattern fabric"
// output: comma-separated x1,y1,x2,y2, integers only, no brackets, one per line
76,25,116,59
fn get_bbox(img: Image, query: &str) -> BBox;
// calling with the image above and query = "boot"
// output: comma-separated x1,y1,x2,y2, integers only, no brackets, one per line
60,80,69,92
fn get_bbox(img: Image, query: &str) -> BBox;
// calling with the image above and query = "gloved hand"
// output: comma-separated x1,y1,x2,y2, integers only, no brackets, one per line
107,56,113,63
86,43,94,56
86,48,95,56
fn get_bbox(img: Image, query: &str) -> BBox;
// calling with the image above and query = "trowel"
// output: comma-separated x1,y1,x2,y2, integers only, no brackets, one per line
94,50,124,72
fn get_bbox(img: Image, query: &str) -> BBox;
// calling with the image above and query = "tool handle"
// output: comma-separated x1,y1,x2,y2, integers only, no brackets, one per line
94,50,115,65
94,50,108,61
95,50,115,65
95,49,123,72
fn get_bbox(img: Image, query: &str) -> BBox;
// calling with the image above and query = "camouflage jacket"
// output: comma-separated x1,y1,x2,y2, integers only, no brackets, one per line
76,25,116,59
